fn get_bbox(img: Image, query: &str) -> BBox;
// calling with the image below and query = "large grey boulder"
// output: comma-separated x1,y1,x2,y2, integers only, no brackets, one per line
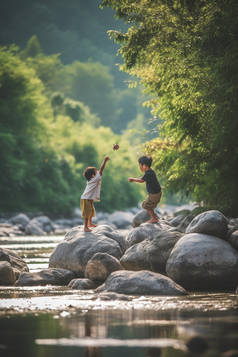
229,218,238,229
108,211,134,228
15,268,74,286
9,213,30,228
85,253,123,284
0,261,16,285
95,270,188,296
0,248,29,279
49,225,127,277
68,278,96,290
185,210,228,239
166,233,238,290
121,230,183,275
126,221,173,247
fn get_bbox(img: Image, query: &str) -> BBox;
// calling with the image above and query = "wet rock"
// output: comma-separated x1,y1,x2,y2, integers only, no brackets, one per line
228,230,238,251
0,248,29,279
126,221,173,247
85,253,123,284
0,224,24,237
108,211,134,229
49,225,126,277
95,270,188,296
132,210,152,228
15,268,74,286
185,210,228,239
68,278,96,290
9,213,30,228
120,230,183,275
166,233,238,290
0,261,16,285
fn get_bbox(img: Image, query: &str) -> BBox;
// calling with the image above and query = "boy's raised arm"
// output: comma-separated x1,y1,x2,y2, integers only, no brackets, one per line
99,156,110,176
128,177,145,183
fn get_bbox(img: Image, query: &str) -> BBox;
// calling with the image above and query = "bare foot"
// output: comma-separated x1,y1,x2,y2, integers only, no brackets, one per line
146,219,159,224
88,223,98,228
84,227,92,232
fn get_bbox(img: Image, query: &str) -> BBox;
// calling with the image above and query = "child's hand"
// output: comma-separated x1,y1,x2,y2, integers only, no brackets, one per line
104,156,110,161
128,178,134,182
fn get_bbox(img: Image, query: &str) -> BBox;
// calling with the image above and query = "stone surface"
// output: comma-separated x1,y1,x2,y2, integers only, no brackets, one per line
31,216,55,233
9,213,30,228
185,210,228,239
49,225,126,277
126,220,173,247
121,230,183,275
166,233,238,289
96,270,188,296
170,214,186,227
108,211,134,229
68,278,96,290
228,230,238,251
0,261,16,285
177,214,194,233
85,253,123,283
15,268,74,286
0,248,29,279
25,220,45,235
132,210,152,228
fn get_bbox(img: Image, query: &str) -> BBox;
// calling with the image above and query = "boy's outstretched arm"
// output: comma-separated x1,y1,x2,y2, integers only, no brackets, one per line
99,156,110,176
128,177,145,183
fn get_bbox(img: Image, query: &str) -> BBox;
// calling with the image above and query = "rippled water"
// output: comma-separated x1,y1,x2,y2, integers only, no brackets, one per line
1,235,238,357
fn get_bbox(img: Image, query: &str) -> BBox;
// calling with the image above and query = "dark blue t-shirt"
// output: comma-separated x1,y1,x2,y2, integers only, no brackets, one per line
142,168,161,194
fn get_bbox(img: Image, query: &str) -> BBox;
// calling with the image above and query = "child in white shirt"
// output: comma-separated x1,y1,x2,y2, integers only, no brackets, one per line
81,156,110,231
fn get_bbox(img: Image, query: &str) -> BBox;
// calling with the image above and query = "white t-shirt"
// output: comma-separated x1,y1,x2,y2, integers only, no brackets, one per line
81,171,102,201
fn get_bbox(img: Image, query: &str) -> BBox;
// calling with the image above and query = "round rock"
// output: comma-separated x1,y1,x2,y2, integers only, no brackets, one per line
95,270,188,296
166,233,238,289
85,252,123,284
185,210,228,239
68,278,96,290
0,261,16,285
121,230,183,275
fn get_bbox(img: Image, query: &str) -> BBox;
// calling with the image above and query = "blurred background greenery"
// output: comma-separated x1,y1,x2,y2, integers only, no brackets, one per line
0,0,162,214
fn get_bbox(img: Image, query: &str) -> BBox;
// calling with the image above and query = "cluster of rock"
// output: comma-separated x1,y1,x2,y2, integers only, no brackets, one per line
0,208,139,237
1,209,238,296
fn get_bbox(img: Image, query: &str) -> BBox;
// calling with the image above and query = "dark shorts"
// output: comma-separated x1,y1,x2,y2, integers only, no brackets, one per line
142,192,162,210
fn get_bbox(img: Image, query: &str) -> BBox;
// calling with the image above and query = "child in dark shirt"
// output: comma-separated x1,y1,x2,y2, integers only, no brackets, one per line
128,155,162,223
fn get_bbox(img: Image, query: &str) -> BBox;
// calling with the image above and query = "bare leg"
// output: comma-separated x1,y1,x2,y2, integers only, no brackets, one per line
88,215,98,228
84,218,92,232
146,209,159,223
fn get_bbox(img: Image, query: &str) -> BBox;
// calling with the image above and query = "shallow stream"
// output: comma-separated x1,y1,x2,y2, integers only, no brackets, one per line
1,235,238,357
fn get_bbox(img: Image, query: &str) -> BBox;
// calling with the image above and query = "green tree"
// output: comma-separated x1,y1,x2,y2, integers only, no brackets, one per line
101,0,238,216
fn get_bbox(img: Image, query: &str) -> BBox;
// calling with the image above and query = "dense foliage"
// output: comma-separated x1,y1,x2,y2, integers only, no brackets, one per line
0,0,156,134
101,0,238,216
0,46,144,213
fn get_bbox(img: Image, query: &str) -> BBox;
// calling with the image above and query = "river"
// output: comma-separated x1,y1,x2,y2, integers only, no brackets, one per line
0,235,238,357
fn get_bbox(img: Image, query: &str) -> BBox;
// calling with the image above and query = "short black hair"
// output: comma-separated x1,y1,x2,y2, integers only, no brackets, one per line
83,167,97,181
138,155,153,167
